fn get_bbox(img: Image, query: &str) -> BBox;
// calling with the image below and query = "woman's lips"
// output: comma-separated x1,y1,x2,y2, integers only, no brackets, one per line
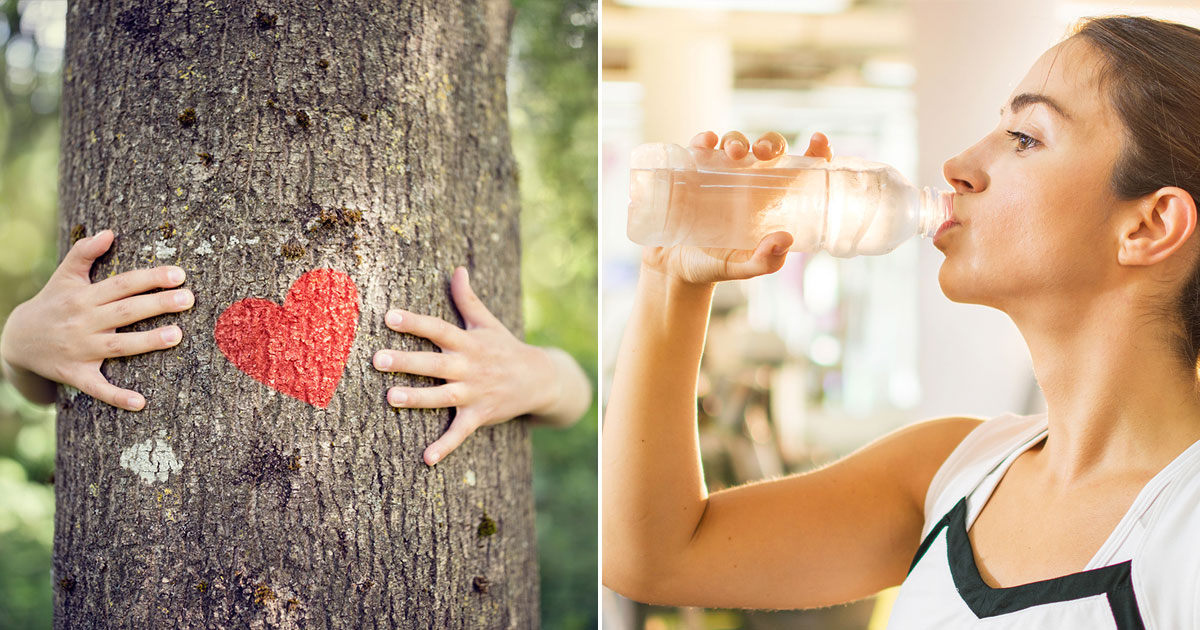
933,220,961,243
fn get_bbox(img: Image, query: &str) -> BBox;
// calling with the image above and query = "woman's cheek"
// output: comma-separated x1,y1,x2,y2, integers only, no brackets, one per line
945,209,1038,301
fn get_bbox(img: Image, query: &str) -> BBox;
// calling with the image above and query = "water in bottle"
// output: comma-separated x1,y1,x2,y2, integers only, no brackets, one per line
627,142,954,257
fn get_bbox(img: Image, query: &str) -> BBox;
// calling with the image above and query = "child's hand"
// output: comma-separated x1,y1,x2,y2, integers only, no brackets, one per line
0,229,194,411
374,266,590,466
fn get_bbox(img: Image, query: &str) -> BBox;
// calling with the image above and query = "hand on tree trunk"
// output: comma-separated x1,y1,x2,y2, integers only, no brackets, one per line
0,229,194,412
374,266,591,466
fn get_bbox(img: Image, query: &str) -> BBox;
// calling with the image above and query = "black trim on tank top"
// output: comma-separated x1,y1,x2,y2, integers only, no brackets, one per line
906,497,1145,630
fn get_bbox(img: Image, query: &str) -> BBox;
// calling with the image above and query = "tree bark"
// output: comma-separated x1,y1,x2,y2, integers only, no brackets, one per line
54,1,536,628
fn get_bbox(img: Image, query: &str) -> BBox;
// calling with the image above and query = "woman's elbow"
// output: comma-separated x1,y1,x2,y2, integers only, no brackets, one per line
602,544,681,604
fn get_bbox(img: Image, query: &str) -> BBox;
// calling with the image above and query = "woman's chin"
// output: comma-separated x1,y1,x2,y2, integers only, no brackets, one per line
937,259,984,305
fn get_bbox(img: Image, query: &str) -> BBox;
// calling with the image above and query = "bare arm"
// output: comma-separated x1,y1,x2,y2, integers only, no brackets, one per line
525,345,592,428
602,130,983,609
602,261,982,608
0,345,58,404
601,265,721,595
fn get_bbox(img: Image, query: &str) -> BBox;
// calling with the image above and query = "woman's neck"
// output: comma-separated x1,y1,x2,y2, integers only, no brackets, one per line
1014,296,1200,487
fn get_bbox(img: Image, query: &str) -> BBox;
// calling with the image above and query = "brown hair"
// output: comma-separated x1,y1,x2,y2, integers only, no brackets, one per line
1073,16,1200,374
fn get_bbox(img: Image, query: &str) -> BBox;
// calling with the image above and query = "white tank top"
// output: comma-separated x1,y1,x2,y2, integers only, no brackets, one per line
886,412,1200,630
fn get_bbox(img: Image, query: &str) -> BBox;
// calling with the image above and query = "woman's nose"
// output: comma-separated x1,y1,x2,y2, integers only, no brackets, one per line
943,147,989,195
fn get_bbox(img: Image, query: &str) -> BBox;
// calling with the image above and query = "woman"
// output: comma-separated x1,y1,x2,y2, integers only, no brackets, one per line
604,16,1200,628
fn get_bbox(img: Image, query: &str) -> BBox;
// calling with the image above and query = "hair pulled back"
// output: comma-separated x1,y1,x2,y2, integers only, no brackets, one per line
1074,16,1200,373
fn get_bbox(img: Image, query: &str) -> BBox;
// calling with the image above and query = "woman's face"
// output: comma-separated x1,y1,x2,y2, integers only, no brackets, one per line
937,38,1128,313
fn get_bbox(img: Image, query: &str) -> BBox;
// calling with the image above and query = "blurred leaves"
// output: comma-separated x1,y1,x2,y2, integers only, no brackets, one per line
0,456,53,630
0,0,63,626
0,387,56,630
0,0,61,323
510,0,598,628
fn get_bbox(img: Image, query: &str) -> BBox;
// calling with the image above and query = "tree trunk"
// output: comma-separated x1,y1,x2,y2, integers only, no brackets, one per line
54,1,536,628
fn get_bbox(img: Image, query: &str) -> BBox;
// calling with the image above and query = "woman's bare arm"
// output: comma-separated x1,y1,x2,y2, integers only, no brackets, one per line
601,264,980,608
602,129,983,609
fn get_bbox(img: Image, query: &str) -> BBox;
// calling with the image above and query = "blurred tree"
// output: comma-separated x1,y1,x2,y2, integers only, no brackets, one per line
54,1,535,627
0,1,67,627
0,0,63,322
509,0,598,628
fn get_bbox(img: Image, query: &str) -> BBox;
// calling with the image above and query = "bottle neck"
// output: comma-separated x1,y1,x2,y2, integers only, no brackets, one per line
918,187,954,237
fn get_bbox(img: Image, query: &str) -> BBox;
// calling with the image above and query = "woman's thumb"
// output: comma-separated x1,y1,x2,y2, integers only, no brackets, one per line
736,231,793,279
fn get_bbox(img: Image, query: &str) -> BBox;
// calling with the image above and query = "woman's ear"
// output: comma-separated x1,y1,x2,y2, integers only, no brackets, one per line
1117,186,1198,266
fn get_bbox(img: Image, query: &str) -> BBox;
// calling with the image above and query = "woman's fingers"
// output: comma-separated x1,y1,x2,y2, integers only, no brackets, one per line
450,267,502,330
753,132,788,161
804,132,833,161
692,130,796,161
91,265,187,306
92,326,183,359
76,368,146,411
724,231,793,280
719,130,751,160
387,383,468,409
689,130,719,150
373,349,464,380
422,412,479,466
56,229,115,282
94,288,194,330
384,308,470,351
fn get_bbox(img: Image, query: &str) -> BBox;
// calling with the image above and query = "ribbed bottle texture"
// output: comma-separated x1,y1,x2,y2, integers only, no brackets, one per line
627,143,953,257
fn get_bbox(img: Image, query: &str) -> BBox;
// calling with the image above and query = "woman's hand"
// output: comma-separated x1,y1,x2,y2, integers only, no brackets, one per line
641,130,834,286
0,229,194,411
373,266,591,466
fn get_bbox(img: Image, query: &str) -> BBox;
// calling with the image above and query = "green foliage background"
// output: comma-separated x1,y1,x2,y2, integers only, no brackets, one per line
0,0,597,627
513,0,598,627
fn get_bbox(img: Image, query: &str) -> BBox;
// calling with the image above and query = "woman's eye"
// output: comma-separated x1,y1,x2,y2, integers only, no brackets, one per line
1005,130,1041,152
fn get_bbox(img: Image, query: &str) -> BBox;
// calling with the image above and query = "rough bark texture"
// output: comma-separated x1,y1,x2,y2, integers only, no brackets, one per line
54,1,536,628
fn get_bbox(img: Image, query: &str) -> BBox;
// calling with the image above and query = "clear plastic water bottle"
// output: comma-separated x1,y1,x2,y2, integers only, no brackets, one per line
627,143,955,257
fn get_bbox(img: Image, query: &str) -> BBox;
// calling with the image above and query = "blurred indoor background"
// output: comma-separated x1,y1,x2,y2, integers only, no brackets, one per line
601,0,1200,628
0,1,597,628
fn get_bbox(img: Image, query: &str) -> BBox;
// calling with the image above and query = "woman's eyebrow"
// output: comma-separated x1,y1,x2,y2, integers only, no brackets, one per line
999,92,1074,121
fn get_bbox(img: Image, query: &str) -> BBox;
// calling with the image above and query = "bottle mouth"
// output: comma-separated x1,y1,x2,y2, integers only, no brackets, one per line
919,187,955,237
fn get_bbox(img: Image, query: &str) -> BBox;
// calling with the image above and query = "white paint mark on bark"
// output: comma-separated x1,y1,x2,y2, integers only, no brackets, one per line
141,242,178,258
194,239,214,255
119,430,183,483
155,242,177,258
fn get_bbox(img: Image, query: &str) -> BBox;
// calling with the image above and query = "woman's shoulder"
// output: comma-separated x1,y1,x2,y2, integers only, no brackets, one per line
939,411,1047,463
1132,435,1200,627
917,411,1048,532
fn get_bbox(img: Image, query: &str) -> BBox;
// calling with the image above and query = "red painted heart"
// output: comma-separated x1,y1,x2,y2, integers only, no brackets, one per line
214,268,359,408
